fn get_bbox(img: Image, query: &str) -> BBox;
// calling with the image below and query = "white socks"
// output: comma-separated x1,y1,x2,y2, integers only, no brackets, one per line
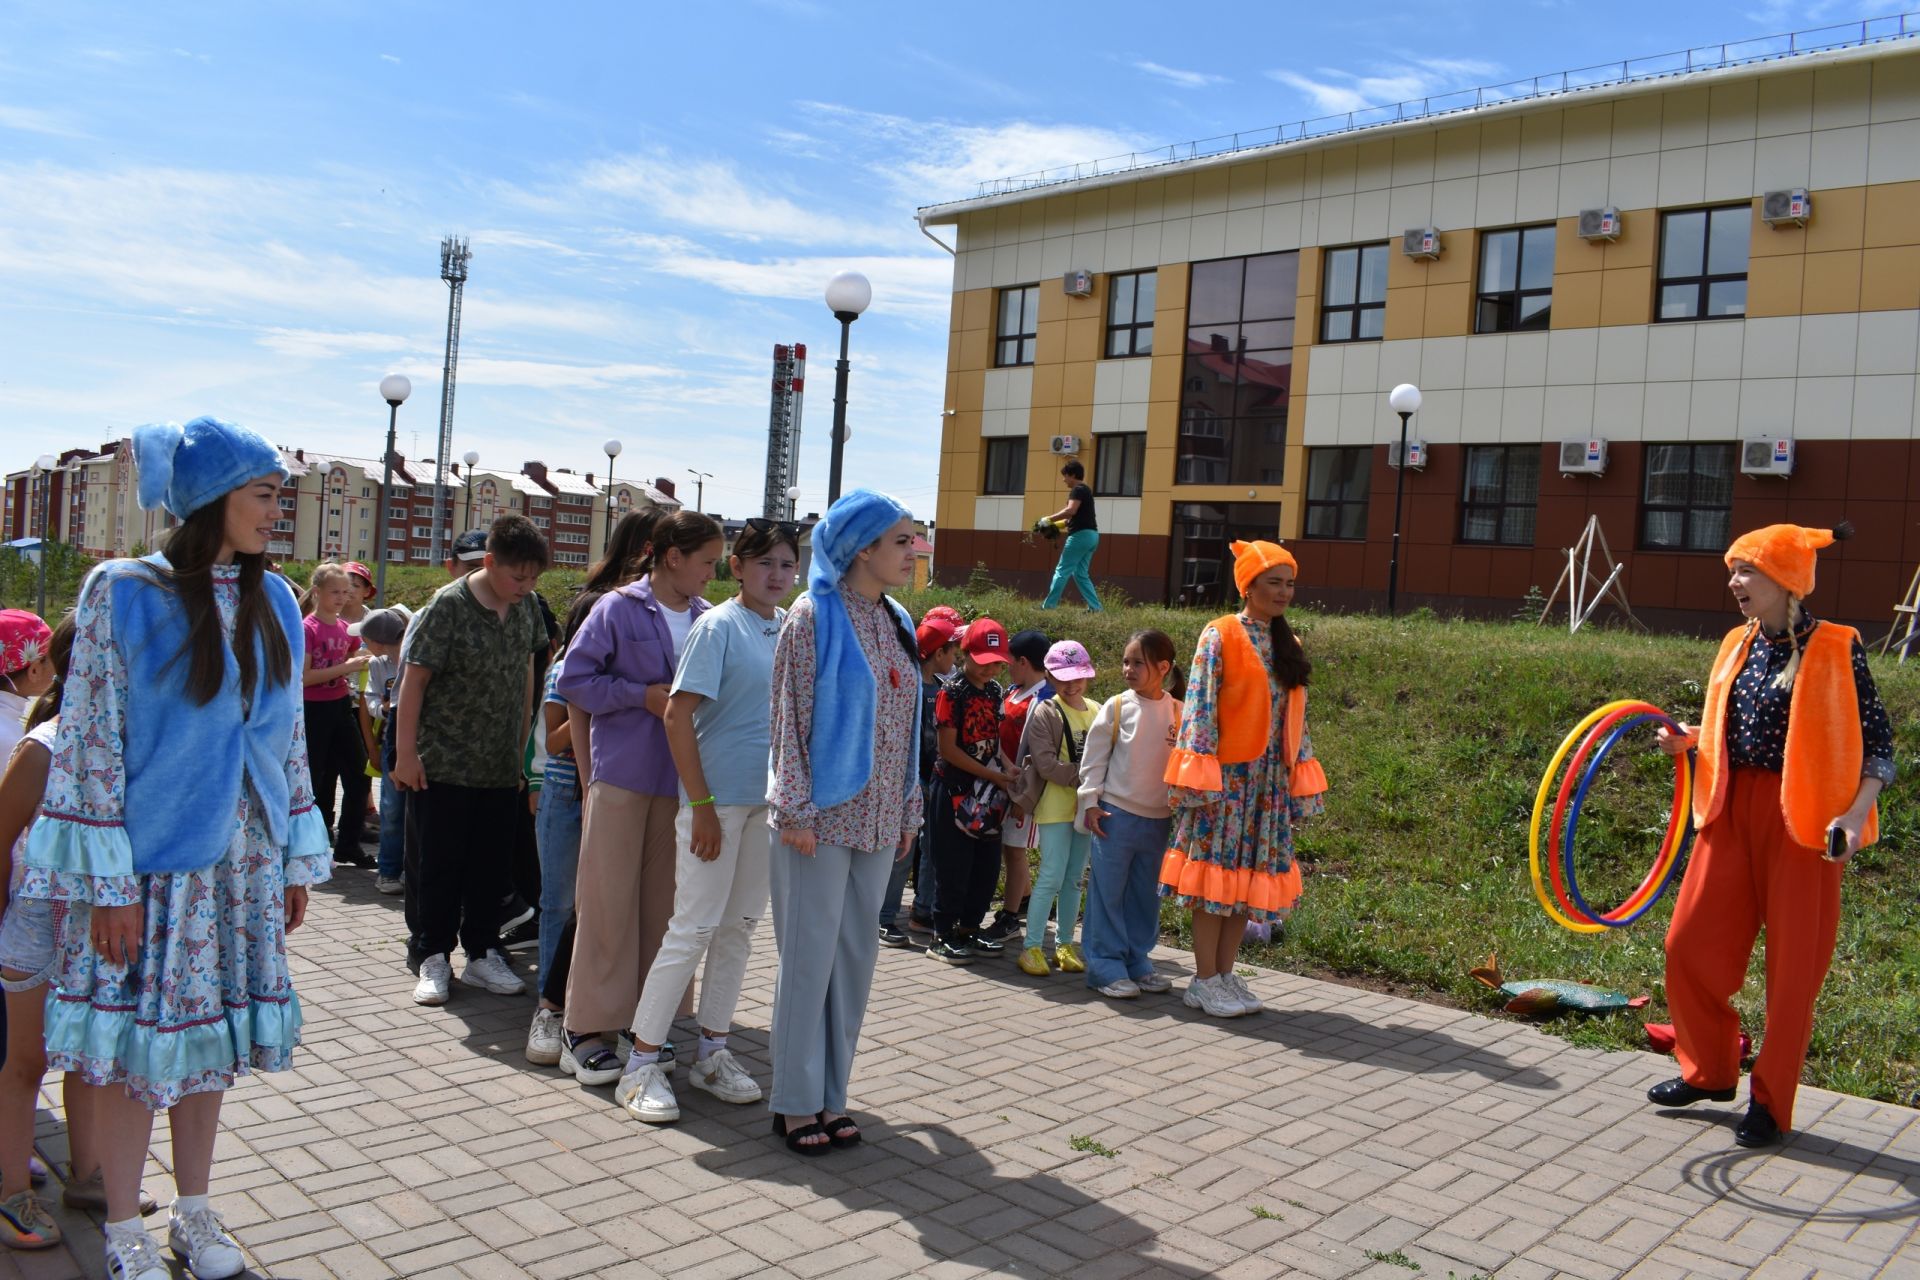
697,1033,727,1062
174,1193,209,1218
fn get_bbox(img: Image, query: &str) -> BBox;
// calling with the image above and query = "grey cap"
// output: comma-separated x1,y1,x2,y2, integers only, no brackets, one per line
349,604,412,643
452,528,488,561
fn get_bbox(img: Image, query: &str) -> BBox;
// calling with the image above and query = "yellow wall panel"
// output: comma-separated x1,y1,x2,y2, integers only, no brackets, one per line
1031,362,1063,408
1035,318,1067,366
1064,316,1101,363
961,288,992,332
1386,247,1425,290
1804,186,1865,254
1745,255,1804,316
1292,346,1311,397
1146,400,1180,449
1598,266,1653,326
1748,206,1804,257
1150,353,1184,403
1555,217,1606,273
1060,360,1095,408
1029,405,1062,439
956,328,988,372
1864,182,1920,248
1859,245,1920,310
1800,249,1863,313
1139,499,1171,538
1384,286,1427,339
1551,270,1603,328
1424,282,1472,336
1600,210,1657,270
1156,261,1190,312
1424,238,1475,286
954,374,984,414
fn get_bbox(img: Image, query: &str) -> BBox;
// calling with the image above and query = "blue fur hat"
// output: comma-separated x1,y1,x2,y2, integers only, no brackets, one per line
134,416,288,520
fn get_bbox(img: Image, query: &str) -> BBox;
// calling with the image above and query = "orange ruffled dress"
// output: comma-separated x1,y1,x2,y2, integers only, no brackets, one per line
1160,615,1325,922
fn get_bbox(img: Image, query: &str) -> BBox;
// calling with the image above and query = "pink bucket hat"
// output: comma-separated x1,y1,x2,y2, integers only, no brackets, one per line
1043,639,1097,682
0,609,52,676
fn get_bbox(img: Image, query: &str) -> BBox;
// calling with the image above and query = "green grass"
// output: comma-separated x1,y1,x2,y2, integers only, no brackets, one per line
17,556,1920,1107
1363,1249,1421,1270
1068,1134,1119,1158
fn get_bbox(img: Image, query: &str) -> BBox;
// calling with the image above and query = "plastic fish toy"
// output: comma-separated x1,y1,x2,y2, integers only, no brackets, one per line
1470,953,1650,1016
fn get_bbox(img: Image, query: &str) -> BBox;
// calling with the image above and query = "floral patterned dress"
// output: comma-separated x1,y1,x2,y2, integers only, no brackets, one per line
20,563,331,1109
1162,615,1324,924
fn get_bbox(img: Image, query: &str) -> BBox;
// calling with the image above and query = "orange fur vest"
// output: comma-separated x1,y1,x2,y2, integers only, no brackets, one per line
1163,614,1328,799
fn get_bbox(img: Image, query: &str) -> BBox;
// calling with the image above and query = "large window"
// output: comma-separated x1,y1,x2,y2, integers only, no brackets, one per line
1460,446,1539,546
983,438,1027,495
1168,502,1282,608
1303,447,1370,540
1093,432,1145,497
1658,207,1750,321
1181,252,1298,487
996,285,1039,367
1105,271,1156,357
1320,243,1388,343
1477,226,1555,333
1641,443,1735,551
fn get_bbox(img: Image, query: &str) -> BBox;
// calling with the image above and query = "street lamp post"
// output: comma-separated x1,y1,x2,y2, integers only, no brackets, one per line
462,449,480,530
31,453,55,617
375,374,412,602
785,484,801,521
687,469,711,516
1385,382,1423,616
602,439,622,552
823,270,872,507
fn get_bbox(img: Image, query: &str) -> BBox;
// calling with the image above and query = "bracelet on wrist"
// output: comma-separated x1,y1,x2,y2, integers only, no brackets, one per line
688,795,715,808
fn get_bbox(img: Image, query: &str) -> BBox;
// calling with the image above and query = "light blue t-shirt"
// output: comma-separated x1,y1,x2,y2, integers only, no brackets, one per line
667,598,783,807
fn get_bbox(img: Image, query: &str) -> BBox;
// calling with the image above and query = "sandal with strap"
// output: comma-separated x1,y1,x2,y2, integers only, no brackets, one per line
818,1113,861,1148
772,1115,831,1157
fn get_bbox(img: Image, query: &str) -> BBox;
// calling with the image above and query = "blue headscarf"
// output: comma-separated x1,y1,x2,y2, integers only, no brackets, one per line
806,489,916,810
134,416,287,519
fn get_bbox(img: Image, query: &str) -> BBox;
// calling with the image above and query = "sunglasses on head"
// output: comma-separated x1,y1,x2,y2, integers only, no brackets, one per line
743,517,802,540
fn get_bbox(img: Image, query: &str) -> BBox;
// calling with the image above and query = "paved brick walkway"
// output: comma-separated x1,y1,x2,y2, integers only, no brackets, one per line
11,870,1920,1279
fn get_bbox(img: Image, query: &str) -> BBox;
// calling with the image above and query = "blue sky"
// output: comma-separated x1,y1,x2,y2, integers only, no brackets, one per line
0,0,1852,518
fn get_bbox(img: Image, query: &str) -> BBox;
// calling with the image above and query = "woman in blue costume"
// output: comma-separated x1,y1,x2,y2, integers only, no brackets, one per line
22,417,330,1280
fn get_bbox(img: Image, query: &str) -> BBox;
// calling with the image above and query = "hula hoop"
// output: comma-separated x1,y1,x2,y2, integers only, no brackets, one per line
1528,699,1694,932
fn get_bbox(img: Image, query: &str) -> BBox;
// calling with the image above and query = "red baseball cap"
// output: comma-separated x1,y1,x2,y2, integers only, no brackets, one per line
962,616,1009,665
915,616,958,661
342,561,374,590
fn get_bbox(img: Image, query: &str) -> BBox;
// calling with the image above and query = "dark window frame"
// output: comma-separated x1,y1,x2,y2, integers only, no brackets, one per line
1638,442,1736,553
1475,224,1556,334
1105,271,1156,358
1319,242,1389,344
995,284,1039,367
1458,444,1540,546
1179,251,1299,488
982,438,1027,495
1656,205,1751,323
1092,432,1146,497
1301,446,1371,540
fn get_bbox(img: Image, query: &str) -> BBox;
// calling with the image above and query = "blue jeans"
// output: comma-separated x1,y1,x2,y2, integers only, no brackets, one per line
376,774,405,880
535,775,583,980
1042,528,1102,611
1083,805,1171,990
880,783,938,928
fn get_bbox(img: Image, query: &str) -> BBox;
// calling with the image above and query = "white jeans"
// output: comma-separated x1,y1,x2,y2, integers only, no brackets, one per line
629,803,771,1047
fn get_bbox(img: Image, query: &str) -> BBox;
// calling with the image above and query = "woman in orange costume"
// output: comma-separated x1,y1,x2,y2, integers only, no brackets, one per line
1161,540,1327,1019
1651,522,1894,1147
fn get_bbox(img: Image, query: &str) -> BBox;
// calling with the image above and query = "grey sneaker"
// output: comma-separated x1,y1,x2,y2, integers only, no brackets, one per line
461,950,526,995
1223,972,1264,1014
167,1205,243,1279
1134,971,1173,994
1096,978,1141,999
1183,975,1244,1018
374,875,404,895
688,1048,762,1104
615,1062,680,1123
0,1189,60,1249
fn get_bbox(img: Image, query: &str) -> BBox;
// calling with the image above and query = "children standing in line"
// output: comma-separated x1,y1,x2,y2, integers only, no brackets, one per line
1009,641,1100,977
301,563,373,868
878,614,959,948
927,619,1016,964
1079,630,1184,999
987,630,1052,941
351,606,411,895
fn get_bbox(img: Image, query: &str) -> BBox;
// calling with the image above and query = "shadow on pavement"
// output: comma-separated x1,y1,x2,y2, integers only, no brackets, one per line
1678,1129,1920,1224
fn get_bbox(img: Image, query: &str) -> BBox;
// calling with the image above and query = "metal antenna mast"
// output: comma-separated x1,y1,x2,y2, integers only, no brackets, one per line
761,343,806,518
429,235,471,566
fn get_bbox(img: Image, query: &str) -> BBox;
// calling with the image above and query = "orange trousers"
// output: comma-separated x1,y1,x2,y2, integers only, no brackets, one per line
1664,768,1843,1130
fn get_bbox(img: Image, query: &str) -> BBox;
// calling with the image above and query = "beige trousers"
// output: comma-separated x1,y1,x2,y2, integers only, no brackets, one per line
564,780,689,1034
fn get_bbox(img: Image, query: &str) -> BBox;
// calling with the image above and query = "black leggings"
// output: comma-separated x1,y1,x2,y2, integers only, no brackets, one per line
304,698,369,859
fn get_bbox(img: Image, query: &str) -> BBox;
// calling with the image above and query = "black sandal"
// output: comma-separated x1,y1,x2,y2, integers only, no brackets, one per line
772,1115,831,1156
819,1113,861,1148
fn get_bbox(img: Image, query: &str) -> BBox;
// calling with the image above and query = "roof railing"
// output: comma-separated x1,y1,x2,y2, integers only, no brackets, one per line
950,11,1920,204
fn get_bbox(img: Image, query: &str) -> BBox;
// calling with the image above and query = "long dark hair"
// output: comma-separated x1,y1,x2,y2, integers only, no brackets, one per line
1268,613,1310,690
23,612,76,733
638,510,724,577
149,496,293,706
1129,628,1186,700
583,508,660,595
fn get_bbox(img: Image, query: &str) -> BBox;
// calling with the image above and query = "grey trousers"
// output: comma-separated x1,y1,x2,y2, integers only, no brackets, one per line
767,839,893,1116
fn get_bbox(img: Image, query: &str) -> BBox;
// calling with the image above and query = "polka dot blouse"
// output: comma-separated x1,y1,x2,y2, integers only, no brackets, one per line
1726,619,1897,784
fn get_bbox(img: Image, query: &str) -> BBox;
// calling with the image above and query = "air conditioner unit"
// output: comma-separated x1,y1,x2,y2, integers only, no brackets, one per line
1761,188,1811,227
1577,206,1622,241
1062,269,1094,297
1387,439,1427,470
1558,438,1608,476
1741,436,1795,477
1049,434,1081,456
1401,226,1441,260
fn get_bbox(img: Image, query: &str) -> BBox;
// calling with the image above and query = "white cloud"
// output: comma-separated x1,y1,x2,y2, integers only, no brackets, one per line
379,53,402,64
1133,61,1229,90
578,150,903,247
452,357,684,391
257,328,415,360
620,233,955,323
0,104,86,138
1267,55,1502,116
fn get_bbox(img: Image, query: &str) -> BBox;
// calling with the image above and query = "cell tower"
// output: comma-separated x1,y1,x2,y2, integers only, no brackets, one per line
429,235,471,566
762,343,807,518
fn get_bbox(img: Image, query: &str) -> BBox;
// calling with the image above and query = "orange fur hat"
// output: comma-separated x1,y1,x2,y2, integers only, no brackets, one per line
1723,523,1851,598
1230,539,1297,598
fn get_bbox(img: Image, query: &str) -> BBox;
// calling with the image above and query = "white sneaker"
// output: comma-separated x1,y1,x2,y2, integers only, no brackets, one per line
1135,971,1173,994
103,1226,171,1280
461,949,526,995
413,954,451,1006
167,1206,244,1279
560,1036,626,1087
1223,972,1264,1014
615,1061,681,1123
1183,975,1244,1018
525,1007,563,1066
687,1048,763,1104
1097,978,1141,999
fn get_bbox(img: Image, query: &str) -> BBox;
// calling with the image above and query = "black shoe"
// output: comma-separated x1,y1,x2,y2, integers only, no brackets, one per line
499,898,536,934
878,925,911,948
1647,1077,1738,1107
500,913,540,952
335,847,376,869
1734,1102,1781,1147
927,938,975,965
979,911,1022,942
964,933,1005,956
